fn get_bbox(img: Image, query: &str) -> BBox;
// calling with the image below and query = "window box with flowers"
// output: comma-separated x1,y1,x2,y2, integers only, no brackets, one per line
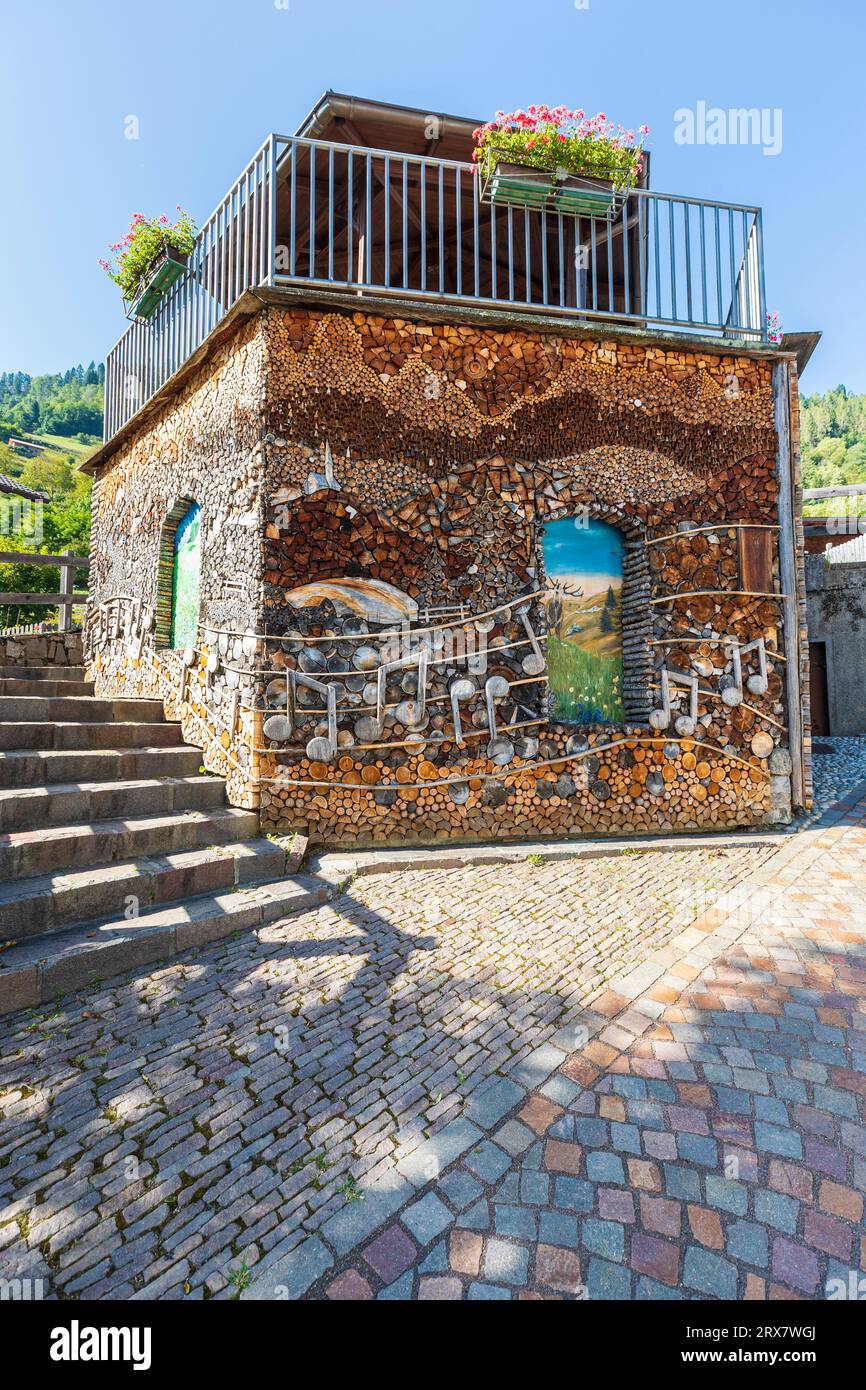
99,208,197,322
474,107,648,222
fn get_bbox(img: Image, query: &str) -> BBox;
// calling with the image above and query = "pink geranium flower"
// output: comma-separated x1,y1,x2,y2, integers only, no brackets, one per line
99,206,197,299
473,102,648,195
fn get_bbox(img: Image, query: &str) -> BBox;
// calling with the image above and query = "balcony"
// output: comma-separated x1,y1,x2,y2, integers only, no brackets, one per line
103,127,767,442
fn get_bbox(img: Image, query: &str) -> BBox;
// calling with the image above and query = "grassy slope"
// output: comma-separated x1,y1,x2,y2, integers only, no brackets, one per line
0,435,97,486
548,590,624,723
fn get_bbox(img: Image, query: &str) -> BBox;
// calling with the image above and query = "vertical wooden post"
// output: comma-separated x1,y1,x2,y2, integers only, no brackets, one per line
774,361,804,807
58,549,74,632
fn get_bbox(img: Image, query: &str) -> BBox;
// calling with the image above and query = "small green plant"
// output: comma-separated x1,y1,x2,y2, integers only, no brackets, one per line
313,1152,333,1188
526,852,544,866
99,208,197,301
338,1175,363,1203
227,1256,252,1299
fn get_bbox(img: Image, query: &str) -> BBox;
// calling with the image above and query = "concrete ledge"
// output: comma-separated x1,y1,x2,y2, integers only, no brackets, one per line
308,824,790,886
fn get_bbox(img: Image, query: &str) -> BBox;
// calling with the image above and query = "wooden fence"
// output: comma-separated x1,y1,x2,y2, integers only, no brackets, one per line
0,550,90,632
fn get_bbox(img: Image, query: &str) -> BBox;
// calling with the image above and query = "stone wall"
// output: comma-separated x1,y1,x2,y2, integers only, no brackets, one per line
806,553,866,735
85,316,268,806
0,629,83,667
256,307,797,845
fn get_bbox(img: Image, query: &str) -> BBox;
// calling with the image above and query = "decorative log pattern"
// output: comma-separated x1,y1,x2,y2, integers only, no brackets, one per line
256,308,789,844
84,302,801,847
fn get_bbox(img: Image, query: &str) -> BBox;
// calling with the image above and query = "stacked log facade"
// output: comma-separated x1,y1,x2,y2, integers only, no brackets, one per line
85,301,810,847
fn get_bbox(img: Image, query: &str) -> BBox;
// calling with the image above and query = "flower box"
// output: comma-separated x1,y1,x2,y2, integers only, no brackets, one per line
123,245,188,321
480,152,628,222
553,169,627,220
473,108,647,224
101,209,196,316
482,159,555,210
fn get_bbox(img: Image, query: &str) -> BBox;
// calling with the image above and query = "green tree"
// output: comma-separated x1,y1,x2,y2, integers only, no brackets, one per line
0,437,92,628
800,387,866,518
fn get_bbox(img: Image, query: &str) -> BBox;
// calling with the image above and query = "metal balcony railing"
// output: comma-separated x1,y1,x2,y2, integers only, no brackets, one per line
103,134,768,441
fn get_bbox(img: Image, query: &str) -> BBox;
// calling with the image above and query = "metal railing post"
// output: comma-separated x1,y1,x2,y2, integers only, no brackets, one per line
754,209,767,340
267,135,278,287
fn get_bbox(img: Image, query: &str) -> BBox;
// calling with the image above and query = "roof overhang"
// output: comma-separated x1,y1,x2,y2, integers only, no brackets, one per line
291,90,651,186
780,331,822,378
0,475,48,502
294,90,482,160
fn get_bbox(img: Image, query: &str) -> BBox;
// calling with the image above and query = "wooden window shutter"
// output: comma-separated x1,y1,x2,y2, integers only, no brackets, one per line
738,527,773,594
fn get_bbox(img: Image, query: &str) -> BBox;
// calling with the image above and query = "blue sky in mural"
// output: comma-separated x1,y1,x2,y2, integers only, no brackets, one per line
544,518,623,595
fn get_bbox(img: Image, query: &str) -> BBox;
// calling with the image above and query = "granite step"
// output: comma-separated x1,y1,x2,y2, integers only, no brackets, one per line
0,744,203,787
0,677,95,697
0,666,86,680
0,874,331,1015
0,805,261,879
0,720,186,751
0,774,226,832
0,695,166,724
0,838,288,941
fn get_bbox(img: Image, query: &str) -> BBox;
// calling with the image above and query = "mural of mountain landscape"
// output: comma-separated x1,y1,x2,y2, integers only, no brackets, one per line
543,516,624,724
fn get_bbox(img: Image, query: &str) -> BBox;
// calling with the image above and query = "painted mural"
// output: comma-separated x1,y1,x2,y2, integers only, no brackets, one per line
170,502,201,649
543,517,624,724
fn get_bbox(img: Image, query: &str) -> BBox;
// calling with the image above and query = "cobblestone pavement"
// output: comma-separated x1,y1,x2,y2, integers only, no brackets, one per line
0,841,777,1299
264,780,864,1302
2,769,865,1302
804,738,866,826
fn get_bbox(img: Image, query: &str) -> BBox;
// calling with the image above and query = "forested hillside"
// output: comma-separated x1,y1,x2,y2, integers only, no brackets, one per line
800,386,866,516
0,364,101,626
0,364,104,442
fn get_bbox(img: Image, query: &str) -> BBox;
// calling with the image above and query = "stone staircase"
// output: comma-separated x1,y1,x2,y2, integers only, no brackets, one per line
0,664,327,1015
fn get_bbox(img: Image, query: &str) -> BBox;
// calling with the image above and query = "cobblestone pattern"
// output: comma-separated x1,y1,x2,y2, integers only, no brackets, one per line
0,843,775,1300
288,784,866,1301
801,739,866,827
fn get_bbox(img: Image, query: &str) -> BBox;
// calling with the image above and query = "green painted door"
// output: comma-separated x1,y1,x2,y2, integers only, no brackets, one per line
170,503,201,648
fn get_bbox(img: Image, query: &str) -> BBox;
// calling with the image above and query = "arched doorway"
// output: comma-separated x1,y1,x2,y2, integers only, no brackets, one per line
155,498,202,650
170,501,201,648
542,516,625,724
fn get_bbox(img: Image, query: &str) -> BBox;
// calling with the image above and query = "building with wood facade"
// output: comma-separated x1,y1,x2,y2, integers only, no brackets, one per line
82,93,819,847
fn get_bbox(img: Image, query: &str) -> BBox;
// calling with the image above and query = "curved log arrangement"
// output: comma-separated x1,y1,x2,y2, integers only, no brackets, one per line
85,305,808,847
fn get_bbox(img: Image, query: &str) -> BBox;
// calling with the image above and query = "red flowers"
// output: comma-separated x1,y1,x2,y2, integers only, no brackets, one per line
473,104,649,193
99,208,197,300
472,105,649,150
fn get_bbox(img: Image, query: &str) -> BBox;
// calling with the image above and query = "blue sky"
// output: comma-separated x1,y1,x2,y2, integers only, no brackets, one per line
544,517,622,594
2,0,863,392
